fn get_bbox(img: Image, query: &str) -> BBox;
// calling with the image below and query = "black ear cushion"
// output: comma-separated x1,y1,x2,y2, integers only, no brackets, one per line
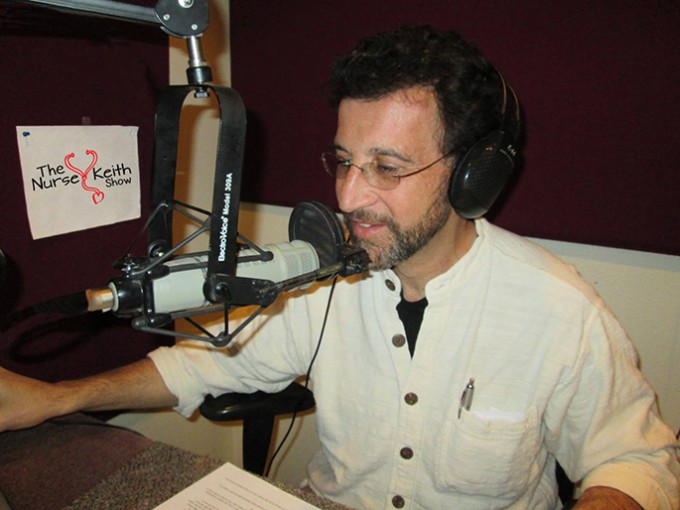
449,131,515,219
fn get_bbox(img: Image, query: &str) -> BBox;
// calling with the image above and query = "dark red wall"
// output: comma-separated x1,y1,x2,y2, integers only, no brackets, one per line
0,2,171,380
230,1,680,256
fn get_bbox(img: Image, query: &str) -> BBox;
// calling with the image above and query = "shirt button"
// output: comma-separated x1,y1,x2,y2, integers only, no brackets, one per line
392,495,405,508
400,447,414,459
392,334,406,348
404,392,418,405
385,279,396,291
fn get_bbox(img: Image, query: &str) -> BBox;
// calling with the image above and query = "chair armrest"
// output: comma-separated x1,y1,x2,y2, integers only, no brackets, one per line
199,382,315,421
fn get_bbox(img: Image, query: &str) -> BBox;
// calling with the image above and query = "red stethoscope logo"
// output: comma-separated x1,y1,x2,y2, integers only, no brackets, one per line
64,149,105,204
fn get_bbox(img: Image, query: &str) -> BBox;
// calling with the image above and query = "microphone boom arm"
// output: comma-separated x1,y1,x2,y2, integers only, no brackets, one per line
18,0,212,86
18,0,209,38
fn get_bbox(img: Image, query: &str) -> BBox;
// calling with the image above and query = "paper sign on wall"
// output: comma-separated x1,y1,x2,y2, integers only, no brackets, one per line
17,125,142,239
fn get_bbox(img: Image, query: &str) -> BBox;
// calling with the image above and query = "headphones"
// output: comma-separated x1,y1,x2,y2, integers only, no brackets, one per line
448,73,520,219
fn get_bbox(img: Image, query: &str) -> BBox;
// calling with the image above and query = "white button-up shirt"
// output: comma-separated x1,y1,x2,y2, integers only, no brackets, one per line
150,219,680,509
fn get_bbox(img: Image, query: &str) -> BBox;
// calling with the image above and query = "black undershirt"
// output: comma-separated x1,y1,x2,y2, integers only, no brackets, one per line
396,294,429,357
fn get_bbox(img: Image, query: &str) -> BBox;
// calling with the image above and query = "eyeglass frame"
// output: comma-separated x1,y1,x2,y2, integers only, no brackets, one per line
321,148,456,190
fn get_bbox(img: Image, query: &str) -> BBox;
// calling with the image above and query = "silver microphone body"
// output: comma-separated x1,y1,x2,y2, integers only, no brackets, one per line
92,240,320,315
150,240,319,314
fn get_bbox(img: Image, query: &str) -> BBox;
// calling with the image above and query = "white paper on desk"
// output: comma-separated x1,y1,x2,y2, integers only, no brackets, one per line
154,462,320,510
16,125,141,239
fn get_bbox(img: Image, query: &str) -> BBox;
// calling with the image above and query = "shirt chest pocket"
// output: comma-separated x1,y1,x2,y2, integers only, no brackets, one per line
434,406,543,500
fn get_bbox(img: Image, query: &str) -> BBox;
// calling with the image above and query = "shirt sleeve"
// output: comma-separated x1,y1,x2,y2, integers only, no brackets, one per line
545,302,680,509
147,295,318,417
148,344,216,417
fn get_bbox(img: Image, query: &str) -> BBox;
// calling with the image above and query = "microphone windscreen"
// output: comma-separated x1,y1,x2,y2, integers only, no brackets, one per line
288,201,344,268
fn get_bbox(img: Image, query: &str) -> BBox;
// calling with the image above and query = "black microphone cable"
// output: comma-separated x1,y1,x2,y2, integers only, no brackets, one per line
264,276,338,477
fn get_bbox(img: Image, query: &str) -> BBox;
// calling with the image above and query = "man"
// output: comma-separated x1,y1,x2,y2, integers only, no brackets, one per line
1,26,678,509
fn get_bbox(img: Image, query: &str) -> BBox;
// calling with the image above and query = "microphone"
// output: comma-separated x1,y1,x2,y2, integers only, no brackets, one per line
90,239,322,316
89,201,368,320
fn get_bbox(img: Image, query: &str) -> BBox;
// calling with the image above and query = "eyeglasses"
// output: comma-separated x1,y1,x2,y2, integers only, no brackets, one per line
321,150,453,190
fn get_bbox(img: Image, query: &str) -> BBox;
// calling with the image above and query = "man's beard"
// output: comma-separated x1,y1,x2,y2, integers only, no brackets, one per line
344,197,451,270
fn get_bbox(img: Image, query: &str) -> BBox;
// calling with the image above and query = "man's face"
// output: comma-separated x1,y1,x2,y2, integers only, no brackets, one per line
334,87,454,270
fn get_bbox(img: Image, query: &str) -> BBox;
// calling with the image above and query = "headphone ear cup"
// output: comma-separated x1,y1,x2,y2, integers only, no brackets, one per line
448,131,515,219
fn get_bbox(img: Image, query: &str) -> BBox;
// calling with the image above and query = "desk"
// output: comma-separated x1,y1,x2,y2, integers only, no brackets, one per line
0,414,349,510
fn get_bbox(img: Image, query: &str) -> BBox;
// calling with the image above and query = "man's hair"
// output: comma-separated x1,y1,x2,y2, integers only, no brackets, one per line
329,25,507,162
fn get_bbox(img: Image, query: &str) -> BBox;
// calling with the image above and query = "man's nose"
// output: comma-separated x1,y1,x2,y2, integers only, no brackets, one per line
335,166,377,213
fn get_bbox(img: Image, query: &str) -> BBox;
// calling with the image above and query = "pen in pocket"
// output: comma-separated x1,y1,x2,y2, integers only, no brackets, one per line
458,377,475,419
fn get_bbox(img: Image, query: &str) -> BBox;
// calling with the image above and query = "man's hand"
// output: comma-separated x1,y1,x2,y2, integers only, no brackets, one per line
574,486,643,509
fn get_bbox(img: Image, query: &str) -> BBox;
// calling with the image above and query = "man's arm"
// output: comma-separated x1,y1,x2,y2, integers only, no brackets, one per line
574,486,642,509
0,358,177,432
